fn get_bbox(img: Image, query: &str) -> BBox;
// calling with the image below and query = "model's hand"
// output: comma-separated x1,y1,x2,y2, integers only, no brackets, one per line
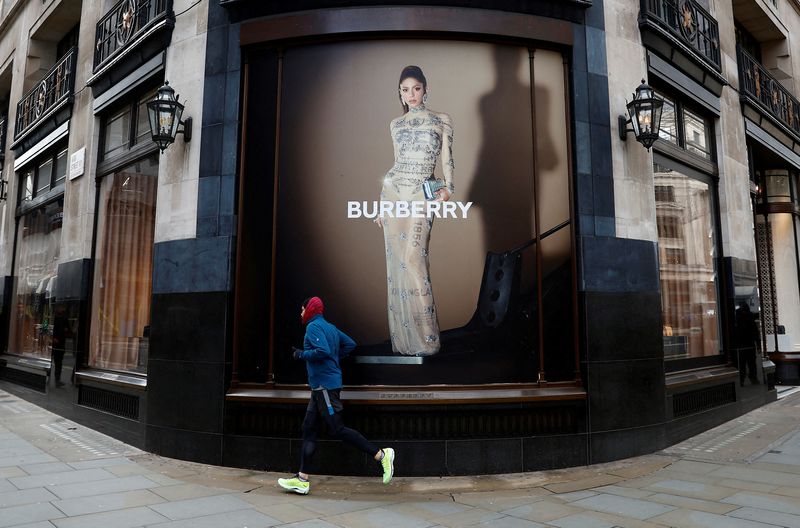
435,188,451,202
291,347,303,360
374,217,384,228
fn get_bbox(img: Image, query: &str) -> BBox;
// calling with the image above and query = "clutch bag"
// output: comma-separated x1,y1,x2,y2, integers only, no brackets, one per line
422,178,445,200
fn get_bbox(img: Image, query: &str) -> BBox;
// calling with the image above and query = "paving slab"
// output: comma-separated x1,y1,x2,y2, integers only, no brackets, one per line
570,493,676,520
50,505,170,528
644,478,739,501
148,493,256,520
722,490,800,515
20,462,74,476
0,487,59,508
150,482,237,501
500,499,584,522
645,492,739,515
728,506,800,528
46,474,161,499
0,502,65,528
649,508,778,528
144,507,281,528
52,488,166,516
325,506,434,528
10,468,116,489
546,513,619,528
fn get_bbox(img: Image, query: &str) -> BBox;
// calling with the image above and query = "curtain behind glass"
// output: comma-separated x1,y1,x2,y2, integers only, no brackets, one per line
89,156,158,372
8,200,63,358
654,163,720,360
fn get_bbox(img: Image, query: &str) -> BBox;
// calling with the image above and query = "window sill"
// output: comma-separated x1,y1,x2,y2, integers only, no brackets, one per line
75,369,147,391
665,365,738,391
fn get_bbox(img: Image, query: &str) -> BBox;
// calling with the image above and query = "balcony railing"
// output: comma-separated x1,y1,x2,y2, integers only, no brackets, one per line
641,0,721,72
738,46,800,140
94,0,172,73
14,48,76,141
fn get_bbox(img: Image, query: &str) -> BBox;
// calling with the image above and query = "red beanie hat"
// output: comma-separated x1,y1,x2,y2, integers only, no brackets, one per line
302,297,324,325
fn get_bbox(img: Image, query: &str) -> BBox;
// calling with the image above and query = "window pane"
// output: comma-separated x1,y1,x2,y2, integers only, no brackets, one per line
683,108,711,159
21,170,34,202
89,155,159,373
8,200,64,359
103,107,131,159
54,149,68,185
654,163,720,360
135,89,157,145
37,158,53,194
658,95,679,146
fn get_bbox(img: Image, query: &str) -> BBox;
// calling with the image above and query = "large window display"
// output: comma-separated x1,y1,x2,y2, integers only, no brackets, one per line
88,155,158,373
9,199,64,358
243,39,576,386
654,161,720,360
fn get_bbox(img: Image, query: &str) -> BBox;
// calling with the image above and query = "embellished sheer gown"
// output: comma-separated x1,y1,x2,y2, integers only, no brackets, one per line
380,105,454,356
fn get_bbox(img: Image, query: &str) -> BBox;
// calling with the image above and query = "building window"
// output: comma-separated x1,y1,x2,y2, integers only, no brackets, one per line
100,88,157,160
655,91,713,160
17,142,68,203
88,155,158,373
654,162,720,361
8,199,64,358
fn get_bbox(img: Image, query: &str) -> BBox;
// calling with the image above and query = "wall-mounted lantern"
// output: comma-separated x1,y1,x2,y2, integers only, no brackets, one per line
0,177,7,202
618,79,664,151
147,81,192,152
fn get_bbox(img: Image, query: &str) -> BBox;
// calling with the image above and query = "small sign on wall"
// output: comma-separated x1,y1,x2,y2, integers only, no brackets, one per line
69,147,85,180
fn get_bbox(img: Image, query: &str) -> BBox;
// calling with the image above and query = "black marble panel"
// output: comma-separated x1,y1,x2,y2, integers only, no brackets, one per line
0,277,12,351
523,434,588,471
585,0,605,30
198,176,220,218
588,73,611,127
202,74,226,128
586,358,666,431
145,424,223,465
149,292,229,363
223,435,292,471
579,237,659,293
206,26,229,77
446,438,523,475
152,237,232,294
199,123,223,179
289,437,378,477
589,422,665,463
54,259,91,301
585,291,663,362
146,358,226,433
571,24,588,74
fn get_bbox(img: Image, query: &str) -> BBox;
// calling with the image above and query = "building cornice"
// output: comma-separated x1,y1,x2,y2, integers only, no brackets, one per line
0,0,25,40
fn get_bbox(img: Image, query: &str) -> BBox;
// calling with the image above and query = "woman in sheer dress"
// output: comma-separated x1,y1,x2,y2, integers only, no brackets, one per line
375,65,454,356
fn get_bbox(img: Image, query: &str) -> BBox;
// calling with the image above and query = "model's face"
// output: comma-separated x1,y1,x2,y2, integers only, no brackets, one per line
399,78,425,108
300,305,305,319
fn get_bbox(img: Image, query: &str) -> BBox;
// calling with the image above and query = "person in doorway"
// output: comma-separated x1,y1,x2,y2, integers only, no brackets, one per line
51,304,69,387
277,296,395,495
735,301,760,387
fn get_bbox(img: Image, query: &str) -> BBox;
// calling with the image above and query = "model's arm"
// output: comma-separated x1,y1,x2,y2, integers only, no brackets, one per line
338,330,357,358
440,113,455,195
300,324,330,361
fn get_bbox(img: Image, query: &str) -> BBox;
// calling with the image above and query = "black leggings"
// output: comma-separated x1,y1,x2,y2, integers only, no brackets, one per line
299,389,378,474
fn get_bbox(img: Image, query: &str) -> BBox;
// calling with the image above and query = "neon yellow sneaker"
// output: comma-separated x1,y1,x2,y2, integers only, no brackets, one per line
380,448,395,484
278,475,310,495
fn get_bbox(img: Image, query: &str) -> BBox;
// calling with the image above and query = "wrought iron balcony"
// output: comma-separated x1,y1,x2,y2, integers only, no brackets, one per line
14,48,76,141
94,0,173,73
640,0,721,72
738,46,800,141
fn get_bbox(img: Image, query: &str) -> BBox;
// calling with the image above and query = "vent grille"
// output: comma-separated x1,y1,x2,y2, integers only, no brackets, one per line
673,383,735,418
229,403,581,439
78,385,140,420
0,367,46,392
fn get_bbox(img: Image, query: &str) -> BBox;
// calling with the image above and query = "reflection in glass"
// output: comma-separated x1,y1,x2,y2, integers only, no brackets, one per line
37,159,53,194
764,170,792,203
683,108,711,159
89,155,158,373
8,200,64,358
103,107,131,159
654,163,720,360
54,149,68,185
657,95,678,146
21,170,34,202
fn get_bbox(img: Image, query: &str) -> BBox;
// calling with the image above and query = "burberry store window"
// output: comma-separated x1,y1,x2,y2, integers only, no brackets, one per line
8,140,69,359
89,88,158,374
652,89,722,364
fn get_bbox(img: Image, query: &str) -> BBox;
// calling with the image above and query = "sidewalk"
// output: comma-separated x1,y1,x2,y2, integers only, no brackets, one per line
2,388,800,528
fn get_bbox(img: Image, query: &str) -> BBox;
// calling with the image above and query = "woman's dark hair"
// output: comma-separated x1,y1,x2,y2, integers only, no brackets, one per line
398,65,427,111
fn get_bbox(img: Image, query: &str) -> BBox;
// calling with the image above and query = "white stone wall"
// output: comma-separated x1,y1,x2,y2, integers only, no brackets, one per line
605,0,657,243
154,0,207,244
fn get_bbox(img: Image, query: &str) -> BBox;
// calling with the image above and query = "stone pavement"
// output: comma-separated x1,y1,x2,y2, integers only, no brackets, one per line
2,388,800,528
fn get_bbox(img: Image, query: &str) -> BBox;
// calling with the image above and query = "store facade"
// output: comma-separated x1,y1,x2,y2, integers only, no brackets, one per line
0,0,785,476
